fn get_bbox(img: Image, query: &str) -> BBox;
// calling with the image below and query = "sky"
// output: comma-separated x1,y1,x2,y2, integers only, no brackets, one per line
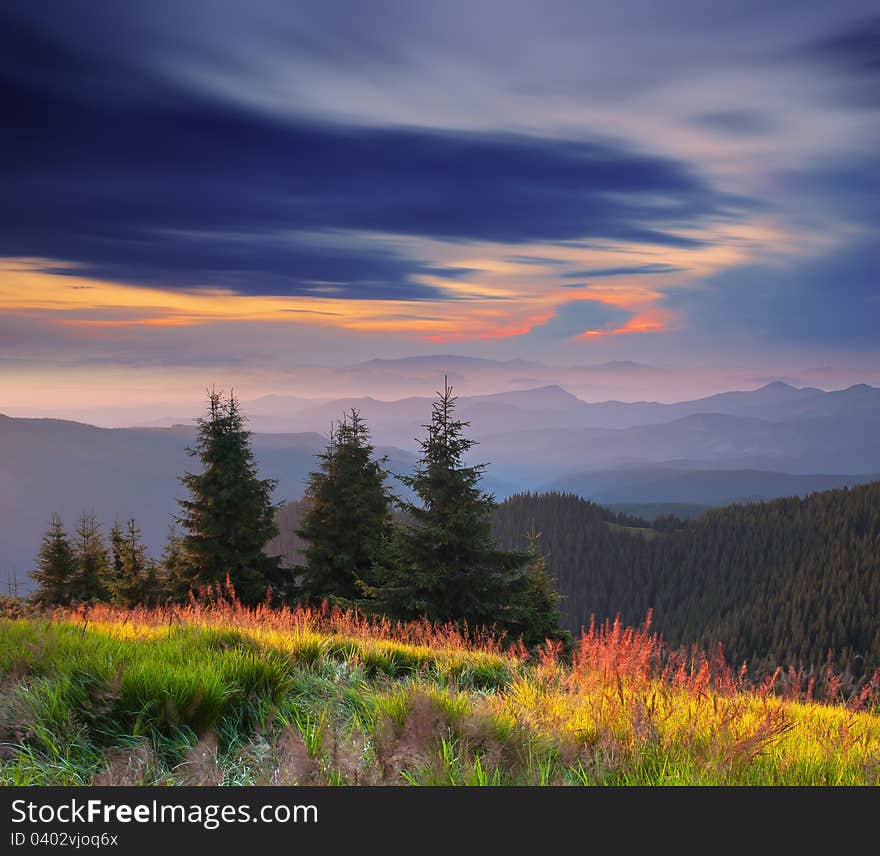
1,1,879,413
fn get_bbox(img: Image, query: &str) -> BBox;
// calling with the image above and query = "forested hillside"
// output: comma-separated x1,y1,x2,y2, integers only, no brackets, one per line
492,484,880,674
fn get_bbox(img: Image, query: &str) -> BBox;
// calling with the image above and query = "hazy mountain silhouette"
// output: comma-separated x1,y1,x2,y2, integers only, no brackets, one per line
2,379,879,590
546,467,880,505
0,416,417,590
238,380,880,437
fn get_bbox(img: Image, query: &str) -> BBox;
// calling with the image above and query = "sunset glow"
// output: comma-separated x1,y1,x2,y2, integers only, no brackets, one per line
0,2,877,413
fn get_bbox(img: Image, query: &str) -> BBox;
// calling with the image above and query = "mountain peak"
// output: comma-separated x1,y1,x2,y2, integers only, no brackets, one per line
474,385,583,411
746,381,817,400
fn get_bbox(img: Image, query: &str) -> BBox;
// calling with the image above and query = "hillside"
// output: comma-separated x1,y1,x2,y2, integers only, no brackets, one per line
270,483,880,676
2,603,877,786
492,483,880,674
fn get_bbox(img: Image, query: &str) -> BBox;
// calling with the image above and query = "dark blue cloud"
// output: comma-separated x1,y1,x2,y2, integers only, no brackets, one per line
420,267,480,280
504,256,570,266
802,16,880,76
797,15,880,108
562,264,687,278
36,238,446,302
0,10,745,299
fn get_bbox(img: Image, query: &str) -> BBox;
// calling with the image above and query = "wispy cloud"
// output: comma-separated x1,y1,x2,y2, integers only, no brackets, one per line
562,264,688,279
0,0,878,405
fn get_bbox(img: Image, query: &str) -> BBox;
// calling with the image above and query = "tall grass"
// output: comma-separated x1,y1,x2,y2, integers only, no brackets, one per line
1,600,878,786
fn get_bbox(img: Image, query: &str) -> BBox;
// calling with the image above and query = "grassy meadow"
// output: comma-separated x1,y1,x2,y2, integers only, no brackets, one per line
1,599,878,786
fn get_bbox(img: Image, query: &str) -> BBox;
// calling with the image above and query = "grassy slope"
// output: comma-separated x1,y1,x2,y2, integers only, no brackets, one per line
1,603,878,786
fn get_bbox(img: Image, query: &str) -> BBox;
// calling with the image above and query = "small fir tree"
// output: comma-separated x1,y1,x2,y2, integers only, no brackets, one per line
160,523,190,602
108,519,127,601
32,513,77,607
108,517,155,606
509,525,570,647
70,510,110,603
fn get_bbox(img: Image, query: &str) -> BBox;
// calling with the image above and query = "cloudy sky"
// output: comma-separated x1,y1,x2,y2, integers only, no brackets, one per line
2,1,878,410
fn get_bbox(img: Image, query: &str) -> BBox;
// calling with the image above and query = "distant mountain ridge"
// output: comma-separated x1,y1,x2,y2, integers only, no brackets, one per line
352,355,662,375
240,379,880,431
546,467,880,505
2,379,879,590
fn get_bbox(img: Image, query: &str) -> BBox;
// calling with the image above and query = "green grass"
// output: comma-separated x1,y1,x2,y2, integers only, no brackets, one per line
1,614,878,786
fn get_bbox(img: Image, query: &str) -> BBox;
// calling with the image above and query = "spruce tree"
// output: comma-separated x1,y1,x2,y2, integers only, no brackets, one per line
509,526,569,646
297,410,392,602
371,378,528,628
108,519,127,602
32,513,76,607
134,553,166,608
70,510,110,603
108,517,155,606
177,389,283,604
160,523,190,602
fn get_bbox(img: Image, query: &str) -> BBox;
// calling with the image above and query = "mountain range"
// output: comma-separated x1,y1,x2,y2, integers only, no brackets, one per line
2,379,879,589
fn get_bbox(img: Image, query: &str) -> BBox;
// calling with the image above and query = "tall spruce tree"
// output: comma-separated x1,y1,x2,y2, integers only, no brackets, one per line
177,389,283,604
297,410,392,602
70,510,110,603
32,513,76,607
371,379,528,628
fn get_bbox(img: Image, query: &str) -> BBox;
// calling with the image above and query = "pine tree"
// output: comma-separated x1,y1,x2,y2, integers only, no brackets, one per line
297,410,392,602
177,389,283,604
108,519,127,602
32,513,77,607
160,523,190,602
70,510,110,603
371,378,528,628
509,525,569,646
108,517,154,606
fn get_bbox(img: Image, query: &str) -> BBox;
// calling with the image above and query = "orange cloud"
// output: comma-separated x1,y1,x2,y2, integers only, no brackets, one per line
56,317,202,328
0,242,692,347
576,309,676,339
1,209,838,347
424,310,557,343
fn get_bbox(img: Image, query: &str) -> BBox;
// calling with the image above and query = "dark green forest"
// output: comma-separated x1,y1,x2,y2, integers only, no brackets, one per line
492,486,880,675
269,482,880,675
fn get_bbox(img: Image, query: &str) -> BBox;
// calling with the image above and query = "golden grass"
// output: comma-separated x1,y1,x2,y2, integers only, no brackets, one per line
2,598,878,785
